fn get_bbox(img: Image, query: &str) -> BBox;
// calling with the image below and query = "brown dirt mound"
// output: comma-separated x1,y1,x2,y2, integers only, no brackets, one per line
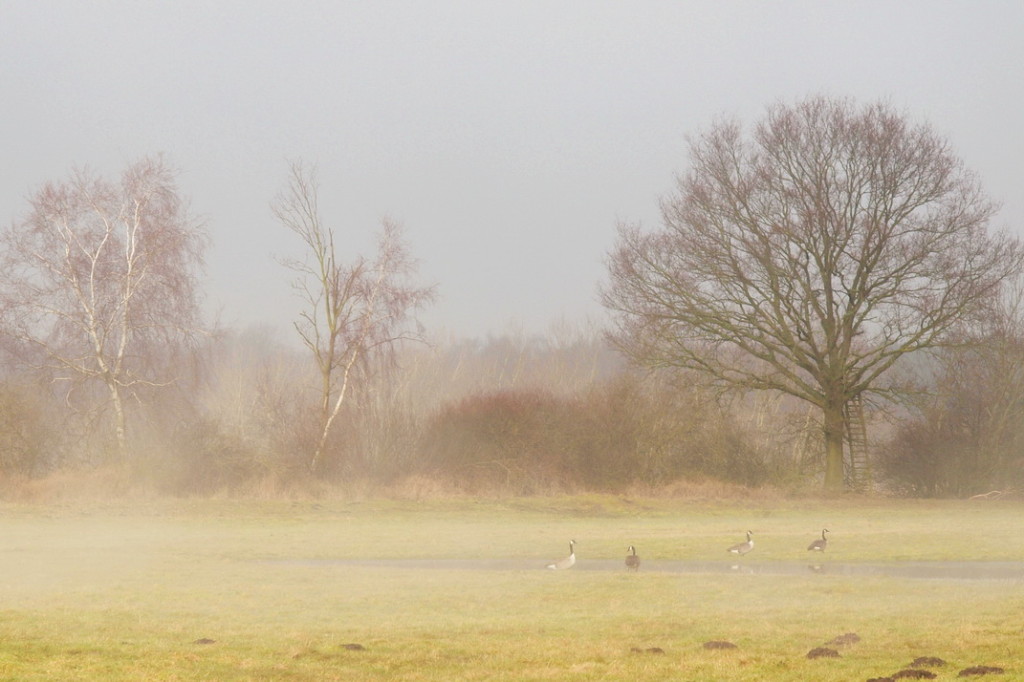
958,666,1005,677
829,632,862,646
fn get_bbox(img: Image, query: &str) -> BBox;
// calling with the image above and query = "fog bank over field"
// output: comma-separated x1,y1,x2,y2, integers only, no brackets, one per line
1,3,1021,339
0,4,1022,499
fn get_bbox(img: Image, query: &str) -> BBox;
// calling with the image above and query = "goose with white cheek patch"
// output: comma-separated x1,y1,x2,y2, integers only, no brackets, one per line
727,531,754,556
625,545,640,571
807,529,829,552
547,540,576,570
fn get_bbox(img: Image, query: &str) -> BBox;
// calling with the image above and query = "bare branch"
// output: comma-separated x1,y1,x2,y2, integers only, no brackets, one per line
0,156,207,457
602,96,1024,491
272,161,436,472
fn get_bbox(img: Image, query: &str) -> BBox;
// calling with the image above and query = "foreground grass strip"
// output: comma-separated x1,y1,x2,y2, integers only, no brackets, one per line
0,497,1020,680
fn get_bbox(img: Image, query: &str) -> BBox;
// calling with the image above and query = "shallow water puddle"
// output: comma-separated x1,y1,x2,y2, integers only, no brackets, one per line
264,558,1024,581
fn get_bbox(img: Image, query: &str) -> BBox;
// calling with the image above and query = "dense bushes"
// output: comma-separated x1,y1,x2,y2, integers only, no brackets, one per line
151,417,277,495
415,374,807,494
881,404,1024,498
7,323,1024,499
417,390,574,493
880,338,1024,497
0,382,53,476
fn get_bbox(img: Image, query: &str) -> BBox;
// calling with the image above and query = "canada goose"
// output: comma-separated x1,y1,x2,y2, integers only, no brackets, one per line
727,531,754,555
807,529,829,552
625,545,640,571
547,539,576,570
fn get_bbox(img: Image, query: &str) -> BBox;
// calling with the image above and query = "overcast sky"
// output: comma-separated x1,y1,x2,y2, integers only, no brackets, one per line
2,1,1022,341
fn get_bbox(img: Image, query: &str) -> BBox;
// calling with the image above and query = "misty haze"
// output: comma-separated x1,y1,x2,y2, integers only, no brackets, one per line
1,2,1023,681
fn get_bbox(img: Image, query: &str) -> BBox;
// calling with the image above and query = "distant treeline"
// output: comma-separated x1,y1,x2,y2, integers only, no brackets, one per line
1,326,1022,499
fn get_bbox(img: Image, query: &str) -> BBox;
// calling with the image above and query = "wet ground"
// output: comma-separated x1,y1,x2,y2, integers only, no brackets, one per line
265,558,1024,581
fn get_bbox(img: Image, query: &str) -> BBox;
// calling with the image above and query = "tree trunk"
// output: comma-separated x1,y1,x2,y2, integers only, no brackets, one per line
309,348,359,472
107,380,128,458
822,400,846,492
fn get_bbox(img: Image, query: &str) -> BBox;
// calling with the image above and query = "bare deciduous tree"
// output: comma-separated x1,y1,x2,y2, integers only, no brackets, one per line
273,161,435,472
602,96,1024,491
0,156,206,457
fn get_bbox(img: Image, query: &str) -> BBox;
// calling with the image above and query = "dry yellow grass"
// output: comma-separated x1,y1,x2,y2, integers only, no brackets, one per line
0,495,1020,680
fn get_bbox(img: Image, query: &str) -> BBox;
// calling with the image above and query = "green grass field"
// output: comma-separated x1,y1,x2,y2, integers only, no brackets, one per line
0,495,1021,680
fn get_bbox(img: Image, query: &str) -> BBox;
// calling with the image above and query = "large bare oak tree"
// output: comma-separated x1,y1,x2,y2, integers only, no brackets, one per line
602,97,1023,491
273,161,435,472
0,156,206,457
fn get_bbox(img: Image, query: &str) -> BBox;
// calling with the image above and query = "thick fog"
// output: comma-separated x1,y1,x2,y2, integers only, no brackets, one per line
1,1,1021,340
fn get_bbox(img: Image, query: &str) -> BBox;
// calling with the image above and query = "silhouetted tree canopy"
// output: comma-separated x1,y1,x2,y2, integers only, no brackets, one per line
602,96,1024,491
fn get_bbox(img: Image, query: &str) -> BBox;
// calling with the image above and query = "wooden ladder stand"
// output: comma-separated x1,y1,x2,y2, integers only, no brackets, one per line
843,395,871,492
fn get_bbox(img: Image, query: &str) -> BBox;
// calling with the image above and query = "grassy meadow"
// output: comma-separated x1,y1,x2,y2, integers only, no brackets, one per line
0,494,1022,681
